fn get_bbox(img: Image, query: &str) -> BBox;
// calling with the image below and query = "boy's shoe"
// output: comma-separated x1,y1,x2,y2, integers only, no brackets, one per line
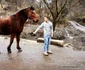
43,52,48,56
47,50,52,54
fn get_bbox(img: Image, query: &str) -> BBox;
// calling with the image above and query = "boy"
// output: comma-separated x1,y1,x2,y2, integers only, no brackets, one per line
33,17,53,56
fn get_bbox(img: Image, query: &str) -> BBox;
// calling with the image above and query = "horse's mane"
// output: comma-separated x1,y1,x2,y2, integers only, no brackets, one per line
12,6,35,18
17,8,27,16
11,8,28,18
17,6,35,14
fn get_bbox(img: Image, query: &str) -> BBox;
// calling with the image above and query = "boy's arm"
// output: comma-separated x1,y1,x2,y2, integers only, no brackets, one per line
33,23,44,34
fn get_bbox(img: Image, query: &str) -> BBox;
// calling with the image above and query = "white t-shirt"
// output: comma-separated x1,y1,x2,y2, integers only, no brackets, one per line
34,21,53,37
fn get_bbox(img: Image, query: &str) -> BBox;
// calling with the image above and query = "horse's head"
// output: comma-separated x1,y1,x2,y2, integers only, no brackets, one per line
26,6,38,23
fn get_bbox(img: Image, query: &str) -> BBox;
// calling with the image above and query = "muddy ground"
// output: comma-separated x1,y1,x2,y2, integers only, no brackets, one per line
0,36,85,70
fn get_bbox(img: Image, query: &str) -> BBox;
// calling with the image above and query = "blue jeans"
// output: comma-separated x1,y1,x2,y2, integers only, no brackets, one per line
44,35,51,52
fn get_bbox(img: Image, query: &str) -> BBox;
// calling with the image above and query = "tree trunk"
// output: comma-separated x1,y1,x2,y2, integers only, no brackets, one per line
53,21,57,31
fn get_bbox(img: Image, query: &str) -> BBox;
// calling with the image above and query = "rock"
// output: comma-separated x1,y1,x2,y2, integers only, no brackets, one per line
53,28,65,40
64,23,85,50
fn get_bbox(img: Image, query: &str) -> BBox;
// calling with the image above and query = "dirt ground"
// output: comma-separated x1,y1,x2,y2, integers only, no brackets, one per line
0,36,85,70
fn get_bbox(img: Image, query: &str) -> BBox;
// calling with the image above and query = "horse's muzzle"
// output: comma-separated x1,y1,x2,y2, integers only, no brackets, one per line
34,20,38,23
36,20,38,23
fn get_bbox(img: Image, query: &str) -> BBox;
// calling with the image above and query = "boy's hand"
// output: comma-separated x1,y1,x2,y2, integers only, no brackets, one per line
30,32,36,36
33,32,36,34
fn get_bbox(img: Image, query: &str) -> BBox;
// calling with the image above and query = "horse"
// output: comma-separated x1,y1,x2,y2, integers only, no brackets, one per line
0,6,38,53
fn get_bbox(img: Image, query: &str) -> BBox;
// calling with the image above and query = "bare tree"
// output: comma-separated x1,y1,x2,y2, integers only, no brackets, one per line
42,0,84,31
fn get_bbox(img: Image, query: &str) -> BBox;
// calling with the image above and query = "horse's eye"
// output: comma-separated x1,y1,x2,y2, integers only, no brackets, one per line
32,12,34,14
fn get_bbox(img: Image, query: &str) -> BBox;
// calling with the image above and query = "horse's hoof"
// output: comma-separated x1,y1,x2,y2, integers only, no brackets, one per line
8,49,11,53
7,47,11,53
18,49,22,52
7,49,11,53
8,50,11,53
17,47,22,52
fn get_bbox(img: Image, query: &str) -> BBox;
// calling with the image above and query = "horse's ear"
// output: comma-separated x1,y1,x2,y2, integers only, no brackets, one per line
30,6,35,10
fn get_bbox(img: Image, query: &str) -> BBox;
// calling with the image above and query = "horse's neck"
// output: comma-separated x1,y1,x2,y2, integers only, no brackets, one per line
12,13,28,24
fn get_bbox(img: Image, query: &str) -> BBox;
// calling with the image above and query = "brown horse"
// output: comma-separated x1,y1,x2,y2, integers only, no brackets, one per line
0,6,38,53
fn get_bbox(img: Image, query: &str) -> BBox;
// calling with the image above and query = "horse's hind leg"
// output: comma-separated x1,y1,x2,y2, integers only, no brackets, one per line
7,34,15,53
16,34,22,52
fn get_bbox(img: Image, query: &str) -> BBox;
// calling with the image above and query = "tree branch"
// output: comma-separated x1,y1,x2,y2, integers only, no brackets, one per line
55,0,58,16
55,0,67,19
43,0,54,18
69,0,82,9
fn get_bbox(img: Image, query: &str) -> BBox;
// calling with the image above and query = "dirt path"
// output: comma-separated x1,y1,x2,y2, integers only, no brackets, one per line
0,36,85,70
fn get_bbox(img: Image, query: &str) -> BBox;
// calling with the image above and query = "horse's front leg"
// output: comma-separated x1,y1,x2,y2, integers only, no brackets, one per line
7,34,15,53
16,34,22,52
